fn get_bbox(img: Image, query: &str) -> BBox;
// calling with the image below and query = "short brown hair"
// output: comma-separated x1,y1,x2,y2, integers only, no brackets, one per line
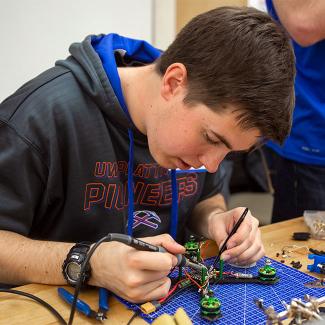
156,6,295,144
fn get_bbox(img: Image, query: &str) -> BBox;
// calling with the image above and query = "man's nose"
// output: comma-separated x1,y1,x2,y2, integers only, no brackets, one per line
203,160,221,173
199,151,227,173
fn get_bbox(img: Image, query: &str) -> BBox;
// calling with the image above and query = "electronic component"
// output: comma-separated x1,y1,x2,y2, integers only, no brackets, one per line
255,295,325,324
292,232,311,241
304,279,325,288
290,260,303,269
309,248,325,256
140,301,159,314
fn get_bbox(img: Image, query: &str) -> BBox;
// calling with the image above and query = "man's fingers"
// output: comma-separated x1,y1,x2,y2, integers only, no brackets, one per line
228,246,265,266
118,276,171,303
128,250,178,271
141,277,172,302
123,269,171,289
222,228,263,262
141,233,174,245
141,233,185,254
224,232,254,256
226,214,259,250
230,236,264,264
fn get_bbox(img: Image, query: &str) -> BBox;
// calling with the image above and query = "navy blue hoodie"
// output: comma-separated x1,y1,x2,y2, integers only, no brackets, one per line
0,34,224,243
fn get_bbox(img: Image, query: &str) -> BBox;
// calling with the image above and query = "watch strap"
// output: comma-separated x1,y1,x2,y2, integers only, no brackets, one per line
62,242,92,286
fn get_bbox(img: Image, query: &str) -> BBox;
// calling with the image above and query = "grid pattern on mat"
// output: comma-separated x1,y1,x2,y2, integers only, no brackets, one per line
117,257,325,324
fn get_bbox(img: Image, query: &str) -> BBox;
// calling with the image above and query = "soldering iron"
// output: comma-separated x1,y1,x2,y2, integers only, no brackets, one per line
68,232,205,325
109,233,205,272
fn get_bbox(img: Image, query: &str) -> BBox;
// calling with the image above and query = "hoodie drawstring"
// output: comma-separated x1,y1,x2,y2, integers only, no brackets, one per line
126,129,178,239
127,129,135,236
92,34,179,239
170,169,178,239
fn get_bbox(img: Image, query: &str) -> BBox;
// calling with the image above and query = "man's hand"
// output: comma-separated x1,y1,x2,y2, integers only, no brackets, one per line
208,207,265,265
89,234,185,303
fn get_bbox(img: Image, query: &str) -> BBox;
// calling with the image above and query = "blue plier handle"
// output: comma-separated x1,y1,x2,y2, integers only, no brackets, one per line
58,287,109,321
98,287,109,317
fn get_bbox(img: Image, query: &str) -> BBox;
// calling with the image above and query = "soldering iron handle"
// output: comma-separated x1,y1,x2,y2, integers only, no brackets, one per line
134,241,186,268
111,233,187,267
157,246,187,267
108,233,162,252
130,238,162,252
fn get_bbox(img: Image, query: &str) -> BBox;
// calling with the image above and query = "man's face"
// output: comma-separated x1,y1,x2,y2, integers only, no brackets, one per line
146,100,261,173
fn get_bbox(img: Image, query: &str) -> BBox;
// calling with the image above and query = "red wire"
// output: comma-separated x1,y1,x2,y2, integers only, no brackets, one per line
159,280,183,303
184,270,203,289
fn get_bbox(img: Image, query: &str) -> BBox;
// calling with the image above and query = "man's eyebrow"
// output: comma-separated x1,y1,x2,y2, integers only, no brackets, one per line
211,131,233,150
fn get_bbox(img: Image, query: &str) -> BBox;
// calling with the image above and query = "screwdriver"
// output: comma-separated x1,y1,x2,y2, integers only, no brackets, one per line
212,207,249,268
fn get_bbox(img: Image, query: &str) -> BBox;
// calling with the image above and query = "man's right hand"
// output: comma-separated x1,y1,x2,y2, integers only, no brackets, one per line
89,233,185,303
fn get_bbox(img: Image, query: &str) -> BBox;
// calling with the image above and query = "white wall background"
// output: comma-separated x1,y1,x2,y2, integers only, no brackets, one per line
0,0,175,102
247,0,267,11
153,0,175,51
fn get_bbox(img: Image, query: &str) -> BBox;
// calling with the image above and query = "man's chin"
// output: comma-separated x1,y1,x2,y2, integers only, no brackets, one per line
150,156,172,169
155,158,178,170
150,153,187,170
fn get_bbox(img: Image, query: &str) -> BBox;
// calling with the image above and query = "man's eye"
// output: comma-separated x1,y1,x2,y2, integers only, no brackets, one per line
205,134,220,145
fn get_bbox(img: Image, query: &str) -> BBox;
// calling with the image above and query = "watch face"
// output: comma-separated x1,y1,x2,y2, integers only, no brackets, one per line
67,262,81,281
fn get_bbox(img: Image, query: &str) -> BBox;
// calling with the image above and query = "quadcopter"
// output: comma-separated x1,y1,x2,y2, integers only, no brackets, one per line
139,235,279,322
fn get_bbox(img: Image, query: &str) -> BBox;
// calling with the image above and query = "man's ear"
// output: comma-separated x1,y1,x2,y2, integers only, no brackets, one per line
160,63,188,101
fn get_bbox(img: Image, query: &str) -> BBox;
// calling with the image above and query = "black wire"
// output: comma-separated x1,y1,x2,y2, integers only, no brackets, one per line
126,311,140,325
68,233,174,324
1,233,151,325
0,288,67,325
68,234,112,325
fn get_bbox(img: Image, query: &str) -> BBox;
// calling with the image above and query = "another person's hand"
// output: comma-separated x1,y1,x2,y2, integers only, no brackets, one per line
208,207,264,265
89,233,185,303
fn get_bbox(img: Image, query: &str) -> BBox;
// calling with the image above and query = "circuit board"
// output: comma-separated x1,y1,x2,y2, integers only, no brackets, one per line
117,256,325,324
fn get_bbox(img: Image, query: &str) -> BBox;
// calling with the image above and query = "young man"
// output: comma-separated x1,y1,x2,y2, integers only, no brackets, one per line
265,0,325,223
0,7,295,302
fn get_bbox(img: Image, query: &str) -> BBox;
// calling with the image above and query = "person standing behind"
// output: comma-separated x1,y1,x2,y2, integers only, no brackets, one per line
265,0,325,223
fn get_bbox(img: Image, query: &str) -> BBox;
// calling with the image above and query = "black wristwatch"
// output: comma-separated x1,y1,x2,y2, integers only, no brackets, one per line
62,242,92,286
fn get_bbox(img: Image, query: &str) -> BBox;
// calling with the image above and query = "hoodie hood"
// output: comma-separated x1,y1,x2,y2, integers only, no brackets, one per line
56,34,161,130
91,34,161,121
58,34,173,237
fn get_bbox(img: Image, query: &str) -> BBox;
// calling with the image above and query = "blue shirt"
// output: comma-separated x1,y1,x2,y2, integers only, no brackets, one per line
266,0,325,166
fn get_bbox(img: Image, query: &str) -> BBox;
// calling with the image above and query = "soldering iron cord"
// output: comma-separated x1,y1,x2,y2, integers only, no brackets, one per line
68,233,169,325
0,288,67,325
